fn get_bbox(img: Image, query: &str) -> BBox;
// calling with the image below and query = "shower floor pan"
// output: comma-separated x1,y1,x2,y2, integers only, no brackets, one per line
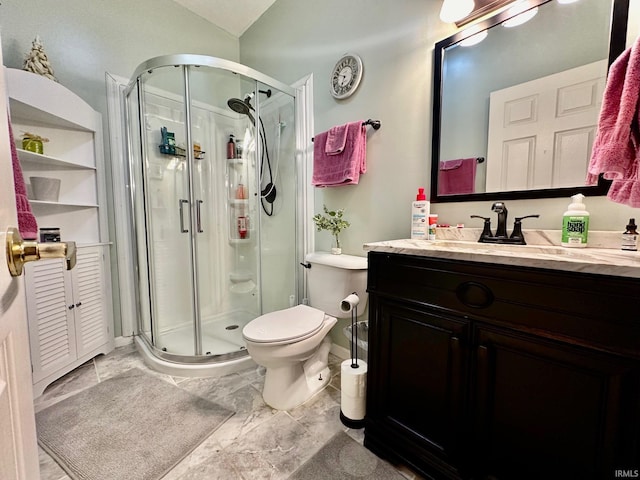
135,310,257,378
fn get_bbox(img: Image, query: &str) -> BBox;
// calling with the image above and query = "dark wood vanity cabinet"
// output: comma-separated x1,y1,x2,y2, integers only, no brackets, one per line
364,252,640,480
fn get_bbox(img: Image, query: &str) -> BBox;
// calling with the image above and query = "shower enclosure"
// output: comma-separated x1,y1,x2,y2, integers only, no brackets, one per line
123,55,304,374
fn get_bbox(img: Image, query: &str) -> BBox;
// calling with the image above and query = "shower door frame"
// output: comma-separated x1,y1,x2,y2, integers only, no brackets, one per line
123,54,301,364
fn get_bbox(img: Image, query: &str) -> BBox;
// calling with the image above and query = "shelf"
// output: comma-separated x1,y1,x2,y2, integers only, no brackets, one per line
17,149,96,170
30,200,99,208
229,238,252,245
229,199,249,207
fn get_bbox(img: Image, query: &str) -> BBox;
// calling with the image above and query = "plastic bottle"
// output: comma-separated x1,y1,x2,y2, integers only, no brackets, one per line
621,218,638,251
411,188,429,240
227,134,236,159
428,214,439,240
561,193,589,248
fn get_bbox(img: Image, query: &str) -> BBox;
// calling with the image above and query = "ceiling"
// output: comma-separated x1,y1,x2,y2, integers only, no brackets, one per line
171,0,278,37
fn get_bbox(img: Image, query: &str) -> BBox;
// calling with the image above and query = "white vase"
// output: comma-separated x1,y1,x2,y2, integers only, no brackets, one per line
331,247,342,255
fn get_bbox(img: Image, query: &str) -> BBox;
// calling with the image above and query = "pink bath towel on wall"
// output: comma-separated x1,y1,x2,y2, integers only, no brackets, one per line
312,121,367,187
325,123,349,154
587,36,640,206
8,116,38,239
438,158,476,195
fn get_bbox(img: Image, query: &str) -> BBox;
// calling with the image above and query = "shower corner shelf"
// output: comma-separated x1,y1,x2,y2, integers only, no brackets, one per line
229,237,252,245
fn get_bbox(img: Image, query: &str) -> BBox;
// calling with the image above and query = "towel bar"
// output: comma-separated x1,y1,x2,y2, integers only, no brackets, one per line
312,119,381,142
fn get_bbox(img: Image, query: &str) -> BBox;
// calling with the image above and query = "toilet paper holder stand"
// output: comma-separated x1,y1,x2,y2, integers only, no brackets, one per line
340,292,361,369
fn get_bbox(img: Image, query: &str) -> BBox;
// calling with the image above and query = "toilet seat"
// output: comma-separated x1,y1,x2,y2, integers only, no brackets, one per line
243,304,326,345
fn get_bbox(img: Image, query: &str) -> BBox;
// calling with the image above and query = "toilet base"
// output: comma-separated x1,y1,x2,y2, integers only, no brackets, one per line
262,336,332,410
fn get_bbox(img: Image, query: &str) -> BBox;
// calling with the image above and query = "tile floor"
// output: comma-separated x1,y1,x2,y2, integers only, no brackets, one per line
35,343,422,480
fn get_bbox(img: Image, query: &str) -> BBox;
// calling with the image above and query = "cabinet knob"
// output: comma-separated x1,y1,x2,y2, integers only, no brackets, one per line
6,227,76,277
76,302,82,307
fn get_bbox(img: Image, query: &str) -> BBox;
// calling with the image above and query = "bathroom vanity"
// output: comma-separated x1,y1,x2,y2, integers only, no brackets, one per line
363,240,640,479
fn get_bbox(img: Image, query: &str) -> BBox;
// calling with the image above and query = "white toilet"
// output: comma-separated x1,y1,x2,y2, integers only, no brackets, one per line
242,252,368,410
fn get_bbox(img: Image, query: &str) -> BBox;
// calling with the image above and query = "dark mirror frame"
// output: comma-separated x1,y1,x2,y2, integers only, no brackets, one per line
430,0,630,203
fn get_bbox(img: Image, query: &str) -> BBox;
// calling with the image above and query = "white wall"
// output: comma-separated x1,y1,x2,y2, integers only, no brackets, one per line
241,0,640,348
0,0,240,336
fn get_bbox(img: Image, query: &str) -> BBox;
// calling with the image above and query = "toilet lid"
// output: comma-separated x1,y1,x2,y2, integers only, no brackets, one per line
243,304,325,343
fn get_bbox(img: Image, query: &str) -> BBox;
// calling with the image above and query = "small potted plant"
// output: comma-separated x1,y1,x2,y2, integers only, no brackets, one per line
313,204,350,255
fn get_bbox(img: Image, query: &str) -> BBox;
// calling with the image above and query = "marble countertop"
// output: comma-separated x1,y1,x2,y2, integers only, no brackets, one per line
363,229,640,279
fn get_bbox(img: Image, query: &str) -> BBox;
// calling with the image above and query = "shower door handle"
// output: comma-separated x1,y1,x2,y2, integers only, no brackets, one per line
179,199,189,233
196,200,204,233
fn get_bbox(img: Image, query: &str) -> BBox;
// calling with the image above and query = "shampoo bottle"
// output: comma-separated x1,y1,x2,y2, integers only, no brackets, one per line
411,188,429,240
561,193,589,248
227,134,236,159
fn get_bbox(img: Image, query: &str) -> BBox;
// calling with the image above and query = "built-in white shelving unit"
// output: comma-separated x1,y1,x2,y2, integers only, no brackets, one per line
6,68,114,397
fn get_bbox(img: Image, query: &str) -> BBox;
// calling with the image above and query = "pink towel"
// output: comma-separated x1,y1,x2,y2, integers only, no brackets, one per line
325,123,348,154
587,36,640,206
312,121,367,187
438,158,476,195
8,117,38,239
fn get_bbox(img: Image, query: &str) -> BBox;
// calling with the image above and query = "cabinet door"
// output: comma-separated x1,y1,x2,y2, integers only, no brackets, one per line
473,326,640,479
72,246,109,358
367,298,469,478
25,259,77,384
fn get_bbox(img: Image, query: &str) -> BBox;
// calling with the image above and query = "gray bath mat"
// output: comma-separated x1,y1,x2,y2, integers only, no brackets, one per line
288,431,406,479
36,367,234,480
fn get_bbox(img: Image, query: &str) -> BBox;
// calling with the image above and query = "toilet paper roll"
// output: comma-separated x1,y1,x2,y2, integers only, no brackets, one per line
340,359,367,420
340,293,360,313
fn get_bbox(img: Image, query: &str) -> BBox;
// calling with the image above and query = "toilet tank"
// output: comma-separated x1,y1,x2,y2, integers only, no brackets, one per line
305,252,368,319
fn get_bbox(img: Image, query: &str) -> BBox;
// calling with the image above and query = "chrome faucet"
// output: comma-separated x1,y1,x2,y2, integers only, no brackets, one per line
471,202,539,245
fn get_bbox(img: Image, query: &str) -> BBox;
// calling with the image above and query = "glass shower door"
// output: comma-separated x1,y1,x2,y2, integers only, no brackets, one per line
139,66,196,356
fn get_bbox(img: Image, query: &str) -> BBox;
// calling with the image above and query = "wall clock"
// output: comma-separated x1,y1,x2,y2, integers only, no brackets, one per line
330,53,363,99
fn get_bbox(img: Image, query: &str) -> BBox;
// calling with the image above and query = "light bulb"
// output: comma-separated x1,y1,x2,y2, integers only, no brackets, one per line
440,0,475,23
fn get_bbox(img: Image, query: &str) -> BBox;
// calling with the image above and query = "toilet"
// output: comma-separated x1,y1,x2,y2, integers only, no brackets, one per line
242,252,368,410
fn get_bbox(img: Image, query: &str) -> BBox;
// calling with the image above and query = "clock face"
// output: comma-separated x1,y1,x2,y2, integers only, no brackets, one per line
331,54,363,99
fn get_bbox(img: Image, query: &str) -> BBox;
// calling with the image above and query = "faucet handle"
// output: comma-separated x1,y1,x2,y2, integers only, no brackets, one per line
514,214,540,222
510,214,540,242
470,215,493,240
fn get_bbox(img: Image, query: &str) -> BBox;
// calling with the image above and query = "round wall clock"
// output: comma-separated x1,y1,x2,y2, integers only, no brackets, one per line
330,53,363,99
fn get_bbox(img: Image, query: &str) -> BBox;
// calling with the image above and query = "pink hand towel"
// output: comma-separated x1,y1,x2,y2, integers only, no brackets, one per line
587,36,640,206
312,121,367,187
325,123,349,155
8,116,38,239
438,158,477,195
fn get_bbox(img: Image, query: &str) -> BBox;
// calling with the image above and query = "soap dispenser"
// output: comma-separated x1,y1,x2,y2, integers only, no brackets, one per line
561,193,589,248
411,188,429,240
622,218,638,251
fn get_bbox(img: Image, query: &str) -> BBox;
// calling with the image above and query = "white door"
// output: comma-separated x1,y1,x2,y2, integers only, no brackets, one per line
0,44,41,479
486,60,606,192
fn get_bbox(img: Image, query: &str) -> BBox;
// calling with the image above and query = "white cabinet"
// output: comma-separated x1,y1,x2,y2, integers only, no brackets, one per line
6,68,114,396
25,246,113,397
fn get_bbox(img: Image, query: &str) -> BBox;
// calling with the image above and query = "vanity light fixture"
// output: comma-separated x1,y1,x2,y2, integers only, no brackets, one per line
502,3,538,27
440,0,475,23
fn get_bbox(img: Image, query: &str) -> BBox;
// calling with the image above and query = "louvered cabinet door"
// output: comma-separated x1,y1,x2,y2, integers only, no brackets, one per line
24,259,77,384
71,246,108,358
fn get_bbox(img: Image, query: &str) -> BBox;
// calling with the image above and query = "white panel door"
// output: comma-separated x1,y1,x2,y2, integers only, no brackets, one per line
486,60,606,192
0,43,41,479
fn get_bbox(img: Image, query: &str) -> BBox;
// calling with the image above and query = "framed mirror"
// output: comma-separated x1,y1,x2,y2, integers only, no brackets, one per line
431,0,629,203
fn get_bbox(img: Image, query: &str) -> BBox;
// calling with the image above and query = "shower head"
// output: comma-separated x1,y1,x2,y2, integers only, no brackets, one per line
227,97,255,123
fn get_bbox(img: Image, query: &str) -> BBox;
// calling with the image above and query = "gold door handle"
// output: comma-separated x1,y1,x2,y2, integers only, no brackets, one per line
5,227,77,277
